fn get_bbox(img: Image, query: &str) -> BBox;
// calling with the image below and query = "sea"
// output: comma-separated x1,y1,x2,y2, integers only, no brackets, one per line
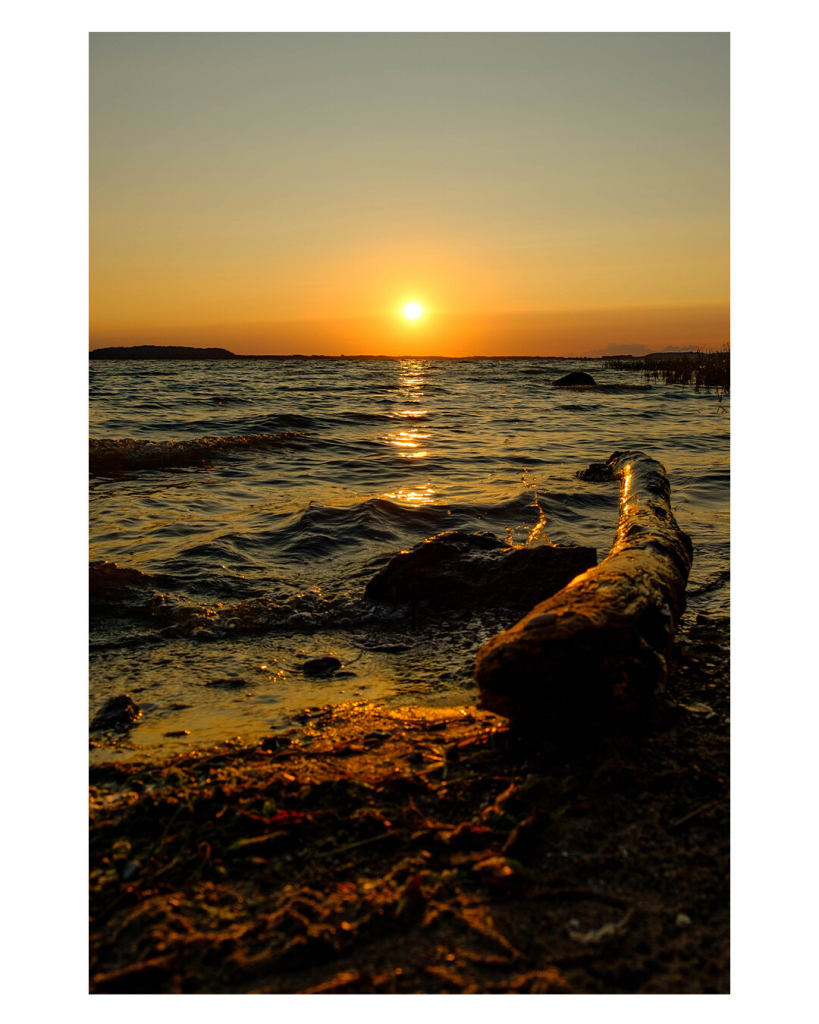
89,357,729,762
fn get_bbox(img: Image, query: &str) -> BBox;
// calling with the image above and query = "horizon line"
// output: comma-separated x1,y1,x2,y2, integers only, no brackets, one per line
89,345,719,360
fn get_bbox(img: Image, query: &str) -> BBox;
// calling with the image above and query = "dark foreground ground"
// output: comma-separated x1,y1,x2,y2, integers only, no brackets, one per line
89,614,729,994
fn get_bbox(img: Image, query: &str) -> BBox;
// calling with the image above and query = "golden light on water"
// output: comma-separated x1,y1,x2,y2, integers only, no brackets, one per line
387,361,431,455
382,485,436,507
385,427,430,459
403,302,424,320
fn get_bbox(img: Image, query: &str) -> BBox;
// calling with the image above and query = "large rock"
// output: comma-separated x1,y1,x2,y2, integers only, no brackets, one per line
365,531,596,610
553,371,596,386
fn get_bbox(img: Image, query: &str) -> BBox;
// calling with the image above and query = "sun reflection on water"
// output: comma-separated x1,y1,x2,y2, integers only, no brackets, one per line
394,360,428,404
384,426,431,459
381,485,436,506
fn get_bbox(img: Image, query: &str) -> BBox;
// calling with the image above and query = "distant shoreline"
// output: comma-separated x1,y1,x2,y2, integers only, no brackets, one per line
89,345,696,362
89,345,590,361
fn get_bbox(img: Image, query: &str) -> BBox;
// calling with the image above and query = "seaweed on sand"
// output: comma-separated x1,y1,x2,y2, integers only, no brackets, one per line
89,616,729,994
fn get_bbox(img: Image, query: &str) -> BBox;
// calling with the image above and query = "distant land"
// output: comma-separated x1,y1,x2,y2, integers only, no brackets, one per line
89,345,701,361
90,345,237,360
606,351,699,361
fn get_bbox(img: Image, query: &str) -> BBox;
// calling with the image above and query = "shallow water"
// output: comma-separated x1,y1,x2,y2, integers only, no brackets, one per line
89,357,729,760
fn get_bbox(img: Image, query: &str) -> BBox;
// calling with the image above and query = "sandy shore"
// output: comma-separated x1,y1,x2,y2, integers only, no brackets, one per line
89,613,729,994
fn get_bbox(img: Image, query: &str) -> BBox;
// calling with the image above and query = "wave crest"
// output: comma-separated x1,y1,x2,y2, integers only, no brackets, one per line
89,432,305,473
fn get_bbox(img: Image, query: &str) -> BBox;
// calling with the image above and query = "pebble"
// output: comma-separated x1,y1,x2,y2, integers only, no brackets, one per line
676,912,692,928
120,860,141,881
363,730,392,742
259,736,292,751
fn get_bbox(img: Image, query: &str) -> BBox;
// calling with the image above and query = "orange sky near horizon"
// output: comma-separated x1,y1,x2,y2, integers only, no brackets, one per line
89,304,730,359
90,33,729,357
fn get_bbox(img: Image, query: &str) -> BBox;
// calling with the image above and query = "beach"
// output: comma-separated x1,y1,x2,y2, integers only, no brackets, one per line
90,612,729,993
89,356,729,992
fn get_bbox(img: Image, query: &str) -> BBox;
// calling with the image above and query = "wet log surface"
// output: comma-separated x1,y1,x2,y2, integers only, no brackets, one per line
88,615,729,994
475,451,693,733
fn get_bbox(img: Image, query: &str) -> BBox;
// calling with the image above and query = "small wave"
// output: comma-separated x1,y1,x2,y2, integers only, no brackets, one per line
388,410,430,420
686,569,730,598
549,383,654,392
259,492,558,564
205,394,249,406
237,413,321,432
88,564,439,644
89,432,305,474
146,587,407,640
329,411,396,425
89,632,164,651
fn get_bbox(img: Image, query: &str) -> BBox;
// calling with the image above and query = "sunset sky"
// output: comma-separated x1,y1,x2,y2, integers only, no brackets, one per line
90,32,729,357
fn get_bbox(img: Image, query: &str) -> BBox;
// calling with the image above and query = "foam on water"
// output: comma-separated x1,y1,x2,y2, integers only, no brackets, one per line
90,432,305,473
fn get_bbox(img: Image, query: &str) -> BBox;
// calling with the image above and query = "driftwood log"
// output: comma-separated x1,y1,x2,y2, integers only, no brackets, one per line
474,451,693,733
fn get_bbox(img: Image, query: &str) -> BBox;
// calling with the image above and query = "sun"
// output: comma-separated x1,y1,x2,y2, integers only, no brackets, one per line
403,301,424,320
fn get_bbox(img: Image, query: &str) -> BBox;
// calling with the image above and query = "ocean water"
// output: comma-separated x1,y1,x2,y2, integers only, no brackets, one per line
89,357,729,760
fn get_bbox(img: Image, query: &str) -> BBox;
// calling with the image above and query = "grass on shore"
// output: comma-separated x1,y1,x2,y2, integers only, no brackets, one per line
604,349,729,392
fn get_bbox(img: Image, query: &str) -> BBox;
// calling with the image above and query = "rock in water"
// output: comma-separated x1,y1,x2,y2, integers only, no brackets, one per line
302,657,342,676
553,371,596,386
365,531,596,610
90,694,142,731
89,561,155,611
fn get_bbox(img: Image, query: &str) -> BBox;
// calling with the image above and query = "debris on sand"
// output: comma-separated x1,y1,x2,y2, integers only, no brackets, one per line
89,614,729,995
